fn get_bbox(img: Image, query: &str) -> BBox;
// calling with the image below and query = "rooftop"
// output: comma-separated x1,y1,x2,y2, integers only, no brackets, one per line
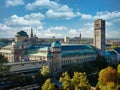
16,31,28,36
61,44,93,51
51,41,61,48
62,50,96,56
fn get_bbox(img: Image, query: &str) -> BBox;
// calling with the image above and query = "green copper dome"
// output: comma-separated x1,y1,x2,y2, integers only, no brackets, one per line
16,31,28,36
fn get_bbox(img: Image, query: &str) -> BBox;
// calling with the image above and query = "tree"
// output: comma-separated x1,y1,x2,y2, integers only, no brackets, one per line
0,54,9,75
117,64,120,84
117,64,120,74
41,65,50,77
59,72,90,90
71,72,90,90
59,72,73,90
0,54,8,63
42,78,56,90
97,66,118,90
94,55,108,70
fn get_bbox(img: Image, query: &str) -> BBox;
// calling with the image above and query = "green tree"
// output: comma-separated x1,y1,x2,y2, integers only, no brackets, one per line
94,55,108,70
41,65,50,77
42,78,56,90
71,72,90,90
0,54,9,75
59,72,73,90
117,64,120,74
0,54,8,63
117,64,120,84
59,72,90,90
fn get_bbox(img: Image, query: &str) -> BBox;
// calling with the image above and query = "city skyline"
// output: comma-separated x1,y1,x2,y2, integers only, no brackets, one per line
0,0,120,38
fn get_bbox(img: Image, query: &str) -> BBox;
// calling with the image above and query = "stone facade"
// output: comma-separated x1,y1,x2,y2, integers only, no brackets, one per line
94,19,105,55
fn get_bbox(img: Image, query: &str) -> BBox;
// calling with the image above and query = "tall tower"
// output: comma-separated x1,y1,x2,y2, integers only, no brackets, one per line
50,41,62,74
94,19,105,55
80,32,81,39
30,28,33,39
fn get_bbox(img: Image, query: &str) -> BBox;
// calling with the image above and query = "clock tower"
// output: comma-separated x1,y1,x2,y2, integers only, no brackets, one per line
94,19,105,55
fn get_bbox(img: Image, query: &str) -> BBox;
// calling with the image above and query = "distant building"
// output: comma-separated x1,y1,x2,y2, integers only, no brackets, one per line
94,19,105,55
64,37,69,43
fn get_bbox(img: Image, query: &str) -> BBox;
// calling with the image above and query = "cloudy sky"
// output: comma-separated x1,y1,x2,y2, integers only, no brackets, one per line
0,0,120,38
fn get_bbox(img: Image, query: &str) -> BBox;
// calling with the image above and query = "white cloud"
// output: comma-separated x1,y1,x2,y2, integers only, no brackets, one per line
106,21,112,26
41,26,67,37
26,0,59,10
26,0,80,19
106,29,120,38
84,23,93,27
81,14,93,19
24,13,45,20
69,29,79,36
68,27,94,38
0,24,11,30
43,32,62,37
5,13,44,27
94,11,120,20
0,12,44,38
48,26,67,31
56,5,72,12
6,0,24,7
80,11,120,21
79,28,93,38
0,24,31,37
0,9,120,38
46,9,78,19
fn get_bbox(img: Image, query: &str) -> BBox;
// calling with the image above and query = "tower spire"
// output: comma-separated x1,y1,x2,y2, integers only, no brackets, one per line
80,32,81,39
30,27,33,39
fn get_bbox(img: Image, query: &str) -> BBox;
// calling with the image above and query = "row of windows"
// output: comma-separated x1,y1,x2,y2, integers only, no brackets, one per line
62,54,96,59
29,56,46,60
62,56,96,65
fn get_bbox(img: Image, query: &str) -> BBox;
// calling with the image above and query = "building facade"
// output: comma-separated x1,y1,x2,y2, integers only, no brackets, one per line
94,19,105,55
0,30,98,73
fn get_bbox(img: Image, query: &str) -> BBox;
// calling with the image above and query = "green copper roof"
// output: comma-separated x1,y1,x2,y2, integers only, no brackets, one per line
62,50,96,56
16,31,28,36
51,41,61,47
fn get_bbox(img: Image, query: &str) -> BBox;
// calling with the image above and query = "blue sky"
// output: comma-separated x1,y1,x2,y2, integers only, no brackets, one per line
0,0,120,38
